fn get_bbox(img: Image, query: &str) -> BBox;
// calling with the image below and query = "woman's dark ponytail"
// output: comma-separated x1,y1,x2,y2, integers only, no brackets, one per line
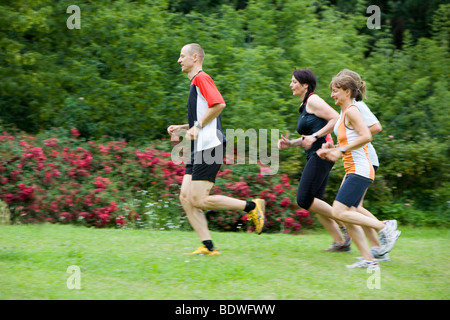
293,69,317,113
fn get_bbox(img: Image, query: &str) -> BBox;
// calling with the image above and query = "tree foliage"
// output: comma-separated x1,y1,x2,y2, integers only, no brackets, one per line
0,1,449,213
1,0,448,140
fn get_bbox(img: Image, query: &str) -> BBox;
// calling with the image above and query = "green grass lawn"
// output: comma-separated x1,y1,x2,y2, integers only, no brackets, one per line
0,223,448,300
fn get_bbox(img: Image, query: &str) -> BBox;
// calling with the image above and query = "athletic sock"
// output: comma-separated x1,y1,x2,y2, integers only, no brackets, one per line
202,240,214,251
244,200,256,213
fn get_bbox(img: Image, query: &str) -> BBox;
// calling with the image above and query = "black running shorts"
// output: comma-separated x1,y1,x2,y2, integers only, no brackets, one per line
335,173,373,208
185,144,224,183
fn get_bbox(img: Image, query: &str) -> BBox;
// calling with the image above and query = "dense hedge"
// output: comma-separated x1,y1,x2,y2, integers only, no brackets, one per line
0,127,316,233
1,127,447,230
1,1,448,229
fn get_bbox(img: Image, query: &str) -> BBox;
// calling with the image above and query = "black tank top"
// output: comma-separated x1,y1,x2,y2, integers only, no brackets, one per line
296,93,328,159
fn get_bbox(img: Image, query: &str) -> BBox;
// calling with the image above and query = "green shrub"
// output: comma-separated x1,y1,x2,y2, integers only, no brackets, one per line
0,127,315,233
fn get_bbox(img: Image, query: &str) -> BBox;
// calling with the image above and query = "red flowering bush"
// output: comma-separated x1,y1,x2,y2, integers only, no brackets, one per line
207,164,314,234
0,128,179,228
0,127,314,233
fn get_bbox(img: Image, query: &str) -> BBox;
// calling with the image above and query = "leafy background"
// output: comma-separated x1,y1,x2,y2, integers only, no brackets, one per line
0,0,449,230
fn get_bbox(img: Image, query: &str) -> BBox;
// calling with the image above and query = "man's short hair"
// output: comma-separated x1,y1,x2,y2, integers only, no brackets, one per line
185,43,205,61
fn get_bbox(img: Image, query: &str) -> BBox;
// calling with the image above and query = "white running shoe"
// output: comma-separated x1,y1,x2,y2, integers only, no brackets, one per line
379,220,401,255
371,246,391,261
355,254,390,262
346,259,379,269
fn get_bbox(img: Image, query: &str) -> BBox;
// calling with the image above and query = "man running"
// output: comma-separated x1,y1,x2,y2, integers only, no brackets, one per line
167,43,265,255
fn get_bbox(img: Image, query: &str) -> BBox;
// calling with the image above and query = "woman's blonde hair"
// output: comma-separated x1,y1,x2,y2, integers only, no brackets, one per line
330,69,366,101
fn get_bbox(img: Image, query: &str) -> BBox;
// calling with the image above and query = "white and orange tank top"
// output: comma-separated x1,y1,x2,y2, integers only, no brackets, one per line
334,106,375,180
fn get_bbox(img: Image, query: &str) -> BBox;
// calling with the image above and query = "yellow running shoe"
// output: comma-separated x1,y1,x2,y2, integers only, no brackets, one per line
189,245,209,255
204,248,220,256
188,245,220,256
247,199,266,234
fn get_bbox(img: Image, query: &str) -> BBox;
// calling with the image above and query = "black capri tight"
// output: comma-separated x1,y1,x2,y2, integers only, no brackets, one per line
296,153,334,210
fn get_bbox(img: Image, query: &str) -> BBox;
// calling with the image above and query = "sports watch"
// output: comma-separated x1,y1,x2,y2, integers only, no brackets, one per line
194,121,203,129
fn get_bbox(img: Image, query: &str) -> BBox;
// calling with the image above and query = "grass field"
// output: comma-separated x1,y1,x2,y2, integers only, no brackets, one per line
0,223,449,300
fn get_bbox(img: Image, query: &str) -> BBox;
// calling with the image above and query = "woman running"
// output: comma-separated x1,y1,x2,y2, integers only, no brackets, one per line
278,69,350,249
317,70,401,268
